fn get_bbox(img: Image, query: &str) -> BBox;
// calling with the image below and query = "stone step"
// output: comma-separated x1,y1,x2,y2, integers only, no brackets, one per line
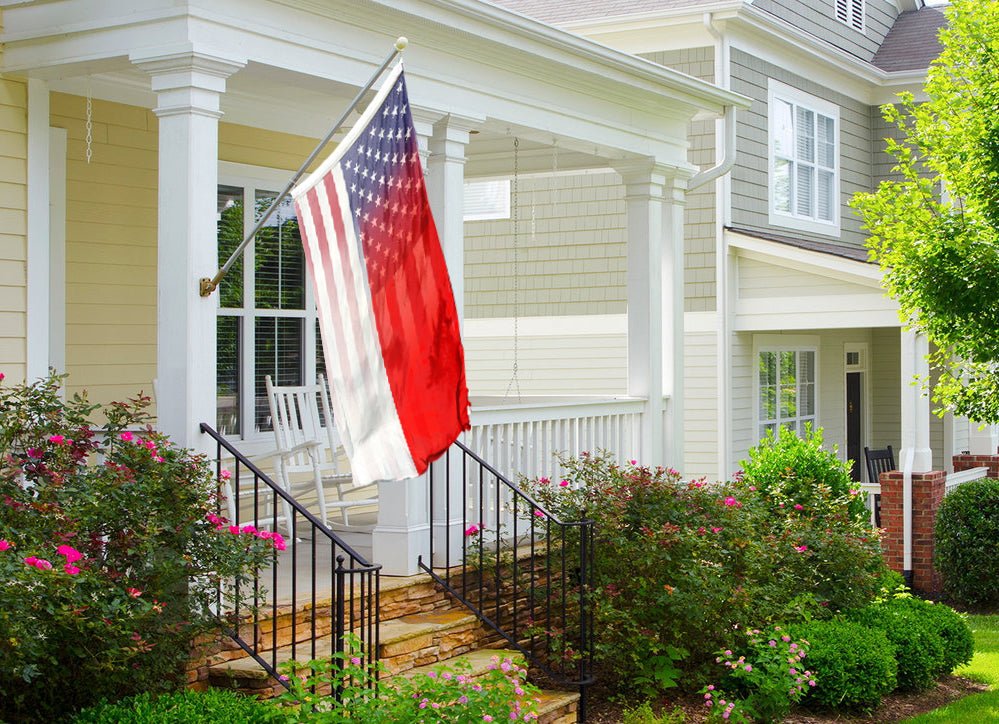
536,689,581,724
394,647,526,680
207,609,484,695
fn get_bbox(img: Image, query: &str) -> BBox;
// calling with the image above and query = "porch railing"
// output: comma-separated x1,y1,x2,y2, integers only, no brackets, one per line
468,396,644,483
419,440,594,720
200,423,381,690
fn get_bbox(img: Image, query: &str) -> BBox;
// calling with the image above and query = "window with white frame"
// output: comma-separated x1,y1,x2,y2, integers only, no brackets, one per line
768,80,840,235
464,179,510,221
216,177,325,438
835,0,865,32
758,348,817,440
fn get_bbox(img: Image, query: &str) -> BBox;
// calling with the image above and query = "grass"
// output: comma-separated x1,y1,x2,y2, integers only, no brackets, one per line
903,613,999,723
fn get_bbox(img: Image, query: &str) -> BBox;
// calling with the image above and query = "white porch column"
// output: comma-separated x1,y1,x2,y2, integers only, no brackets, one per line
26,79,50,381
428,113,480,324
969,422,999,455
899,328,932,583
132,50,245,450
427,114,480,567
618,161,689,469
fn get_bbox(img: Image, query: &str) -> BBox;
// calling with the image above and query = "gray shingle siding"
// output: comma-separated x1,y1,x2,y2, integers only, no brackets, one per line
751,0,897,62
730,47,872,251
642,47,718,313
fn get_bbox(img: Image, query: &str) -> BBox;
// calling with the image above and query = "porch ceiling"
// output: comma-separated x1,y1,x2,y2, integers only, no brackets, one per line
0,0,748,170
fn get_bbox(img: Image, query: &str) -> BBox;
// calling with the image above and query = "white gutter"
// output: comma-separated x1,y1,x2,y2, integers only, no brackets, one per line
902,446,914,585
689,103,736,190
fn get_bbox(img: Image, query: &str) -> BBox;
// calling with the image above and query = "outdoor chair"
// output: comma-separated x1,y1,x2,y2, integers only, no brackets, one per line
265,375,378,529
863,445,895,527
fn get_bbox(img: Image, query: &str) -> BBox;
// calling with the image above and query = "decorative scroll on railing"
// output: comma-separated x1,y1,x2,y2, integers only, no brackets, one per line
420,440,594,721
468,396,645,484
200,423,380,692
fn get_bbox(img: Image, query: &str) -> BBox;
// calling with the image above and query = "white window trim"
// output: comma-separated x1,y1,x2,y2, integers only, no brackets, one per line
843,342,873,473
767,79,841,237
753,334,821,442
217,161,320,452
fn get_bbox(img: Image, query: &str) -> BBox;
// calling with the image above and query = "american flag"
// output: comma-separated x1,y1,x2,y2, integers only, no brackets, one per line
292,63,470,487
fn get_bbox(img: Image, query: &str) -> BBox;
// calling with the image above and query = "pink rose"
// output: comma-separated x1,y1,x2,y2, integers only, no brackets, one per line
0,540,11,551
119,431,134,442
127,587,143,598
464,523,480,537
64,564,81,575
57,545,83,563
48,435,65,445
559,479,569,487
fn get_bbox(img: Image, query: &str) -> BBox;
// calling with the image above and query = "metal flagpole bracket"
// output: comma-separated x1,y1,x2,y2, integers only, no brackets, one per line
199,37,409,297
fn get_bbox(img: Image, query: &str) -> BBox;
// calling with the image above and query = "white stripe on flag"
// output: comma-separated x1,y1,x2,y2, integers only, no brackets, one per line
322,165,417,485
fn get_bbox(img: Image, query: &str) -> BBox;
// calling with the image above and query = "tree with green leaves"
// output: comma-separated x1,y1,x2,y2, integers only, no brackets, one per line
853,0,999,423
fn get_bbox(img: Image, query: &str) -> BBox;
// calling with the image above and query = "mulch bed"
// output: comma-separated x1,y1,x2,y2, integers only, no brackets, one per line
585,675,989,722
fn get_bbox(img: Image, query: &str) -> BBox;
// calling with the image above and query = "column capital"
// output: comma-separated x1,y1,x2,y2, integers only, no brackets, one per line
614,158,694,201
131,46,245,119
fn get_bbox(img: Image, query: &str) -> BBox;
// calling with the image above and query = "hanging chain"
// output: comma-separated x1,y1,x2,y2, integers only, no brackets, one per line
504,136,522,403
85,80,93,164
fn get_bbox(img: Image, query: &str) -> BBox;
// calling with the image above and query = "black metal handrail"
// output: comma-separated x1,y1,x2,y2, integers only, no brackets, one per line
419,439,594,720
200,423,381,692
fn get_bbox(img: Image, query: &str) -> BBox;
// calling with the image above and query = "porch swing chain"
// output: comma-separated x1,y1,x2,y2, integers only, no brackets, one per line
85,80,93,165
503,137,523,403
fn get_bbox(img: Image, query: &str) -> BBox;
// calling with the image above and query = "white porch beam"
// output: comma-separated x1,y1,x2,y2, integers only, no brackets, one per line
132,49,245,450
618,160,690,469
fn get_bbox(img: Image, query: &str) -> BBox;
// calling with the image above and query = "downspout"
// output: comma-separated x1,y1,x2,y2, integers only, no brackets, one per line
693,12,735,481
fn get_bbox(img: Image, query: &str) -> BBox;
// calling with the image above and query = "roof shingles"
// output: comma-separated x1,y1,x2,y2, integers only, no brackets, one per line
872,7,947,72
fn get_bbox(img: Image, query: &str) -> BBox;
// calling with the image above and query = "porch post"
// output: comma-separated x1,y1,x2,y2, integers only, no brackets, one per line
427,114,480,566
618,161,689,469
899,328,933,585
132,49,245,450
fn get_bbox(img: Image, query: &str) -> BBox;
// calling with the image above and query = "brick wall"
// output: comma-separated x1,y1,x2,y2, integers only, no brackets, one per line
879,469,946,594
952,453,999,478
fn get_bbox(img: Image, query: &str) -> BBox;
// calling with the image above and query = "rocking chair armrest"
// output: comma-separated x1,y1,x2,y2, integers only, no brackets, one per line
276,440,324,459
323,498,378,508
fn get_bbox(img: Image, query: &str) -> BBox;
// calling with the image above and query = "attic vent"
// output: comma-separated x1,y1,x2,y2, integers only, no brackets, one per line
835,0,865,32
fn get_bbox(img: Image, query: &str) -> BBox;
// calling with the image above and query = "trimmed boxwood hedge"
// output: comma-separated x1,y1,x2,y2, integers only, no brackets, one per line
72,690,281,723
935,478,999,606
791,619,897,711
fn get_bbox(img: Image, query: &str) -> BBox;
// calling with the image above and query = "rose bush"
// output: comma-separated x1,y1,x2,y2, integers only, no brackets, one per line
0,374,277,722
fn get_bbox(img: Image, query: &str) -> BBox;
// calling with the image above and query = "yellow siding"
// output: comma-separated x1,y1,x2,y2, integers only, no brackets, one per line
684,331,719,480
51,94,320,409
0,76,26,383
51,92,158,406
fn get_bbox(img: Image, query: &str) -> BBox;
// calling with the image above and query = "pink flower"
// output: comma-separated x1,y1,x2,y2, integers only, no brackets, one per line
794,503,804,511
64,564,81,575
711,526,723,534
534,509,544,518
464,523,480,537
724,496,739,507
29,557,52,570
220,469,232,480
0,372,5,381
745,664,752,672
57,545,83,563
48,435,65,445
483,716,494,722
559,479,569,487
748,485,757,491
153,456,165,463
240,525,257,535
538,477,550,485
127,587,143,598
351,656,361,666
794,544,808,552
272,534,287,551
119,431,134,442
26,448,42,459
228,525,240,535
628,459,637,465
256,530,273,540
23,556,38,566
0,540,11,551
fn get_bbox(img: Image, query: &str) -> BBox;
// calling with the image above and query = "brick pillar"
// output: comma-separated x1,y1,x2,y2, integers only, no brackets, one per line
952,453,999,478
879,469,946,594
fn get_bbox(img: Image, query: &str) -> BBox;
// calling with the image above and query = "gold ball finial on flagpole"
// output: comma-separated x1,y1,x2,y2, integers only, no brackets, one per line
395,37,408,51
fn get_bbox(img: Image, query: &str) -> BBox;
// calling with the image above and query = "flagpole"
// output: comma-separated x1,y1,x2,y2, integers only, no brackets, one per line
200,36,409,297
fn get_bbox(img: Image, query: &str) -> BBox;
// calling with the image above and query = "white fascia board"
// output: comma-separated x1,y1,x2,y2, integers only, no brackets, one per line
727,229,885,288
735,308,901,331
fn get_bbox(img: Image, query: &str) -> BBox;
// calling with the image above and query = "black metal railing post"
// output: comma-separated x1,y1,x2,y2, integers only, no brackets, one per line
199,423,381,697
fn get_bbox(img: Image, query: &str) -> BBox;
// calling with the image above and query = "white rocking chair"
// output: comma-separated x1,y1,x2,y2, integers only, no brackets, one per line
265,375,377,529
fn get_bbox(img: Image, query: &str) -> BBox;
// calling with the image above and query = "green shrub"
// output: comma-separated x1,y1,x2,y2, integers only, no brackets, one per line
73,690,281,723
740,425,868,522
848,598,947,691
620,702,686,724
935,478,999,606
790,619,896,711
519,439,885,695
906,599,974,675
0,375,276,722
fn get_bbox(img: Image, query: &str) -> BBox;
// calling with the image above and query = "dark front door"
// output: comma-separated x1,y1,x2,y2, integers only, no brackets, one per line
847,372,862,481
